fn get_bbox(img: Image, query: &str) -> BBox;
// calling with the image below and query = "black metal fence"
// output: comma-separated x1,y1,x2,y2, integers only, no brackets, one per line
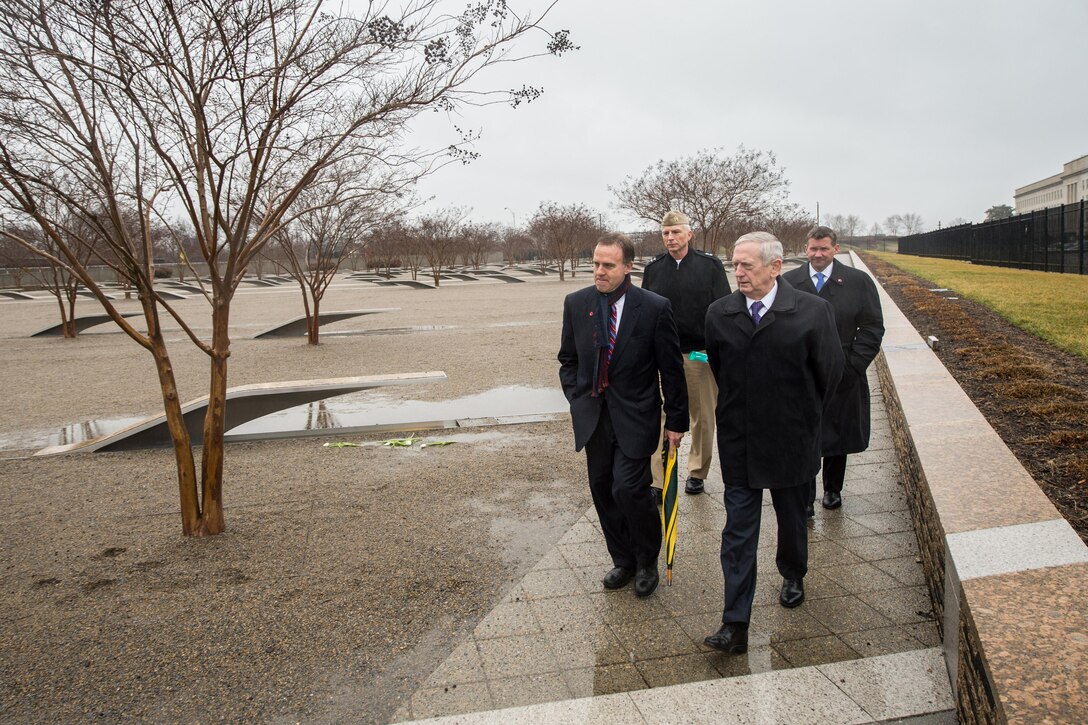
898,200,1087,274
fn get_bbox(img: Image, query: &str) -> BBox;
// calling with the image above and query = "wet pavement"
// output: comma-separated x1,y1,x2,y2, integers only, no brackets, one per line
390,368,956,724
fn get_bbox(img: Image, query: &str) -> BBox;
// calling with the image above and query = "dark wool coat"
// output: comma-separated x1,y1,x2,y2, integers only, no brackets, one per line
704,279,844,489
782,261,885,455
641,249,731,353
559,284,689,459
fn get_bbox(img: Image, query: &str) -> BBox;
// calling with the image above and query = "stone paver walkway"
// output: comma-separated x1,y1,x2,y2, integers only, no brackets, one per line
392,368,956,723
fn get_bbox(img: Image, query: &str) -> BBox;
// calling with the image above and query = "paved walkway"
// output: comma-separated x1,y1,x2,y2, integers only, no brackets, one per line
391,369,956,723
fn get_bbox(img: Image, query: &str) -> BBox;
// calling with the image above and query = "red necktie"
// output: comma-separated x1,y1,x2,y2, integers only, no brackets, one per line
607,302,617,360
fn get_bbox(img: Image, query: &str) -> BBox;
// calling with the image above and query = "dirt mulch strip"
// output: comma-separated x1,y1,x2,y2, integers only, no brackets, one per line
860,252,1088,544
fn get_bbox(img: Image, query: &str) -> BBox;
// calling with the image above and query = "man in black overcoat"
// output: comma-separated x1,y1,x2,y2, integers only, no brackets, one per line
642,210,731,495
702,232,843,653
782,226,885,514
558,232,689,598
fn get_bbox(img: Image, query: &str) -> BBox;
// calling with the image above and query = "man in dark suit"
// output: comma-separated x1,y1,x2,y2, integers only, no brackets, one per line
559,232,689,598
782,226,885,515
702,232,843,653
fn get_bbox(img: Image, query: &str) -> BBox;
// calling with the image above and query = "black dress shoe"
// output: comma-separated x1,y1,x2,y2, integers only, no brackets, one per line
822,491,842,509
602,566,634,590
704,622,748,653
805,501,815,518
684,476,704,494
780,578,805,608
634,566,659,597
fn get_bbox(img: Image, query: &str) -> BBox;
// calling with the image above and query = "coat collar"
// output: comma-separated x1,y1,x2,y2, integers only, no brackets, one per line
718,277,802,331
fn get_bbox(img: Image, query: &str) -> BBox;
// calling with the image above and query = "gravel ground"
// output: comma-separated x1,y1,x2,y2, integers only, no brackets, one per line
0,272,595,723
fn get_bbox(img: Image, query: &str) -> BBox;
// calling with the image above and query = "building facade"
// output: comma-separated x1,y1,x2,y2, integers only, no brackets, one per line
1014,154,1088,214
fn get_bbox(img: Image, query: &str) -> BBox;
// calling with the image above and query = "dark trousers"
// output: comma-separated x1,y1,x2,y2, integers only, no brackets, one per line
805,453,848,505
720,483,808,624
585,402,660,570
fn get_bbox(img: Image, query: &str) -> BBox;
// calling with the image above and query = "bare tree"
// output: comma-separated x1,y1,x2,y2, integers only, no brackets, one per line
630,229,659,261
528,202,599,280
841,214,862,238
499,225,532,264
823,213,862,240
901,213,925,234
869,222,883,236
458,222,499,269
271,169,399,344
752,204,815,254
611,147,790,255
415,207,466,286
0,0,574,537
884,215,905,236
0,218,88,335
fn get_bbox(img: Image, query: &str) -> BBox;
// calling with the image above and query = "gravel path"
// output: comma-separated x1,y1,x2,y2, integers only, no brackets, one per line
0,272,596,723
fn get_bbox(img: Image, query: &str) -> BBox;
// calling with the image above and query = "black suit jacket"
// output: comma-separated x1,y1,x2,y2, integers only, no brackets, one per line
782,260,884,455
558,283,688,459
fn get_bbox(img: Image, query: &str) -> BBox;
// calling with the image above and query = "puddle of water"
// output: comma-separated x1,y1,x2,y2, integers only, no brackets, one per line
229,385,568,436
6,386,568,452
0,416,145,451
324,326,456,337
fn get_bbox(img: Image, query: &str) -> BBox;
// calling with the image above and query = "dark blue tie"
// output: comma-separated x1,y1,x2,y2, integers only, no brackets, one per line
750,300,764,326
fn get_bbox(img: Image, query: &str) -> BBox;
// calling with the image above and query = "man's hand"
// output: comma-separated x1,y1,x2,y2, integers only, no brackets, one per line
665,429,684,449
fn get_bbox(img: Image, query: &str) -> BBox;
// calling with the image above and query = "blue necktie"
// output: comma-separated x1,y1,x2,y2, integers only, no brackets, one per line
815,271,826,292
750,300,764,326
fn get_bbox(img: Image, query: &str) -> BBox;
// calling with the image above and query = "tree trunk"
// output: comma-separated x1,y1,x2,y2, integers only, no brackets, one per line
56,296,75,338
65,293,78,338
308,294,320,345
199,302,230,535
148,329,202,535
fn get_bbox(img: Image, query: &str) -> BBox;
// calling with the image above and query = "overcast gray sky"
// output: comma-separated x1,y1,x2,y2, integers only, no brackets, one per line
407,0,1088,234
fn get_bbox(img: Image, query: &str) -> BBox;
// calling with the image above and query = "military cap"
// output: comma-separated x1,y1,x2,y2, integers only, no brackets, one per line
660,211,690,227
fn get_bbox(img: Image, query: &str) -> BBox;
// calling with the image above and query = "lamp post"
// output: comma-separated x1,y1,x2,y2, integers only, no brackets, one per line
504,207,516,228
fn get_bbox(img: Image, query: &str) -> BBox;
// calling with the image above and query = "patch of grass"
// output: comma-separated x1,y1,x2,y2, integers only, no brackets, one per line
1035,430,1088,447
1067,457,1088,484
974,362,1050,380
994,381,1085,400
1027,401,1088,425
957,344,1024,364
869,252,1088,359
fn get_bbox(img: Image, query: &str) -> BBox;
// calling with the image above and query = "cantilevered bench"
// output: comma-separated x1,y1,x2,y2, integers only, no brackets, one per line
30,312,142,337
252,309,399,339
35,371,447,455
374,279,434,289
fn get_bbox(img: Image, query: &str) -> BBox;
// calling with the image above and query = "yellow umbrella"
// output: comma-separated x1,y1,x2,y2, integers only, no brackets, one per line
660,440,679,585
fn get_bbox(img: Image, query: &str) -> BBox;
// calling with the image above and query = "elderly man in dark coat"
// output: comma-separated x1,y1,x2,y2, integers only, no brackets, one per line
702,231,843,654
782,225,885,515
